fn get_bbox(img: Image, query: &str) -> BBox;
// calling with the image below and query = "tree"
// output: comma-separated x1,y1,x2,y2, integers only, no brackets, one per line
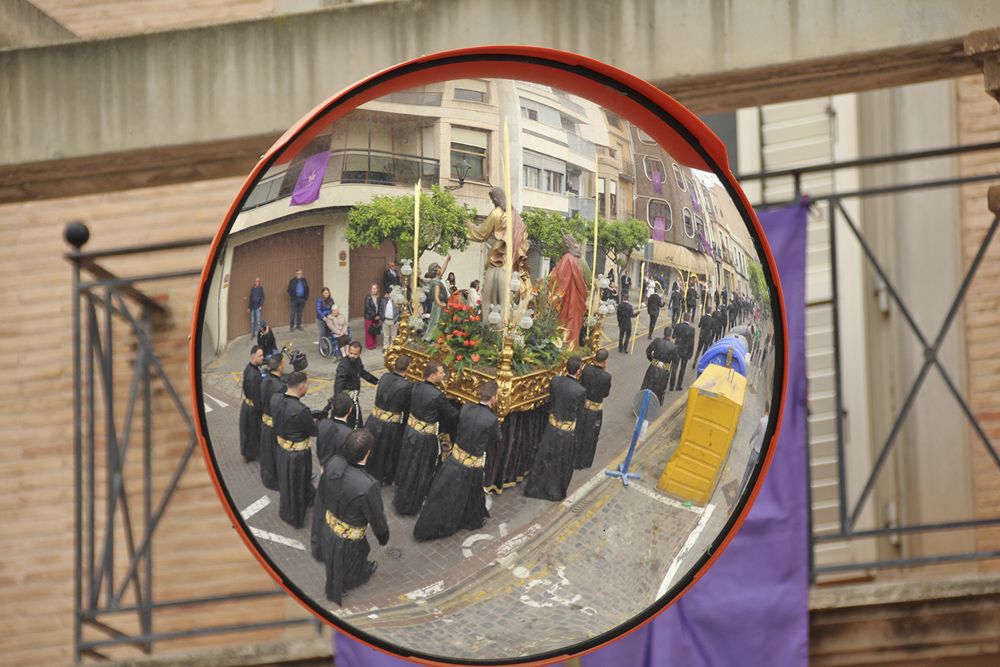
598,217,649,272
345,184,473,260
522,209,590,259
747,260,769,304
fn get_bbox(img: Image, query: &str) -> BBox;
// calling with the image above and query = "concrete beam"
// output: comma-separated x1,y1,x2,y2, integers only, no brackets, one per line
2,0,998,203
0,0,76,49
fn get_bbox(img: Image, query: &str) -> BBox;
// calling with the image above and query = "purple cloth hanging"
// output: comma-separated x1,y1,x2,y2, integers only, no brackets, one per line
290,151,330,206
652,216,666,242
582,201,809,667
652,169,664,194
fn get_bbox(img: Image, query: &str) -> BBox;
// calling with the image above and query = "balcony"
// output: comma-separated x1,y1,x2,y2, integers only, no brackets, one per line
566,132,596,159
329,149,440,187
568,194,596,220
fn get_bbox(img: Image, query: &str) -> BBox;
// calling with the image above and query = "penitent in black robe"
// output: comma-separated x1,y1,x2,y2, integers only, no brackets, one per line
310,417,352,561
239,362,263,462
320,457,389,605
334,357,378,429
272,392,317,529
258,373,286,491
364,372,412,485
574,364,612,470
641,337,676,406
413,403,499,541
392,381,459,516
524,375,586,501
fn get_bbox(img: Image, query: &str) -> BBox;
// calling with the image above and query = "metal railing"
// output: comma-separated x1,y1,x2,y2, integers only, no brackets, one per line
67,227,318,661
739,139,1000,579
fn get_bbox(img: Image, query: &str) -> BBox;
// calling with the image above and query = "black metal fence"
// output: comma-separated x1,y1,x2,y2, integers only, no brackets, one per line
739,139,1000,580
67,231,318,661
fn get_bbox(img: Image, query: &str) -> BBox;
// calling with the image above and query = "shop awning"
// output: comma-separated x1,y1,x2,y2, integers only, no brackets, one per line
647,240,715,276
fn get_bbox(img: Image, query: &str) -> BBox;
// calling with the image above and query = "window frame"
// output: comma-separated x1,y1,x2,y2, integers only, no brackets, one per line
647,198,672,231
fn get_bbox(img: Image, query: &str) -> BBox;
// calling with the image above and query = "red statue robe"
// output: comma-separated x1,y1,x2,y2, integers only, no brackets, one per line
549,253,588,350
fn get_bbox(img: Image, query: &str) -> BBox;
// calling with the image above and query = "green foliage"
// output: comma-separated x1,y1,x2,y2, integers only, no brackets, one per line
345,184,473,260
598,217,649,268
522,209,591,259
748,260,769,304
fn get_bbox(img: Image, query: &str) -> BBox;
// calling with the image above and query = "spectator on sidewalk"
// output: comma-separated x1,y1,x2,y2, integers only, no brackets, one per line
364,283,381,350
287,269,309,332
316,287,335,341
247,277,265,334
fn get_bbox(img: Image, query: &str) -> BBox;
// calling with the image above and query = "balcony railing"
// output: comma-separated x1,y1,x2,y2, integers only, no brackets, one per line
567,132,596,159
568,195,596,220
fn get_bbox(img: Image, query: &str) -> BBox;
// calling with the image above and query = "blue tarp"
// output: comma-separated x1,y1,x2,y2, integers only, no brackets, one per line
695,336,749,376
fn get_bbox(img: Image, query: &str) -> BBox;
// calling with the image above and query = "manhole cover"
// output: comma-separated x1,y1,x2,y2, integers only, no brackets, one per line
387,547,402,560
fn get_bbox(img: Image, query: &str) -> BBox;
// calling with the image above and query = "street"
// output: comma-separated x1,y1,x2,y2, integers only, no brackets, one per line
201,310,772,660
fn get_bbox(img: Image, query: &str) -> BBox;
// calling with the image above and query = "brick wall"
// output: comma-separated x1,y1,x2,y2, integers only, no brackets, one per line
31,0,276,38
956,73,1000,572
0,177,316,665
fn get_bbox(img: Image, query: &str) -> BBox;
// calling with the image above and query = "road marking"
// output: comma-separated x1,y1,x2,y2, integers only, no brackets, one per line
203,402,213,413
240,495,270,520
498,522,509,538
402,580,444,604
629,483,703,515
249,527,306,551
656,502,717,599
204,392,229,408
496,524,542,562
511,566,531,579
518,565,583,610
461,533,494,558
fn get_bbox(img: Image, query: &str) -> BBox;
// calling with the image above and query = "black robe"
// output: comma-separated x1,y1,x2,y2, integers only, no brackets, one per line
574,364,612,470
641,338,676,406
392,381,458,516
320,456,389,605
364,372,413,485
272,392,317,529
671,321,696,391
334,356,378,429
310,417,353,561
239,362,263,462
258,373,285,490
524,375,586,501
413,403,499,541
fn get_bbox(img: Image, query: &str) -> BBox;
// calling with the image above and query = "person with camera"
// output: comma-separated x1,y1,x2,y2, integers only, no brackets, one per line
256,322,278,358
272,371,317,529
334,342,378,429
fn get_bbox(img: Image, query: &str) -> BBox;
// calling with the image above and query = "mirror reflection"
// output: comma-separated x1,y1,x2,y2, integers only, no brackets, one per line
199,76,778,662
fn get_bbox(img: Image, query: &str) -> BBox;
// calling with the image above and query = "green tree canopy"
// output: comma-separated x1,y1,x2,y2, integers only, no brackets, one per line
747,260,769,304
522,208,591,259
598,217,650,269
345,184,473,260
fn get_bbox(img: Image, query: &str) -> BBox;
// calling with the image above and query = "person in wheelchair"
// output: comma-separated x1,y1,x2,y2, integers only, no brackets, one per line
320,305,351,359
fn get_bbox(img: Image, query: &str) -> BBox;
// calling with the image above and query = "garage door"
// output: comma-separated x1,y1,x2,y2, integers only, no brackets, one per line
349,239,395,319
228,226,325,339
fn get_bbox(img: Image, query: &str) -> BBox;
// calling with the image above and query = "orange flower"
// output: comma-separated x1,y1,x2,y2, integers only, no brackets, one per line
471,353,480,362
456,354,464,361
437,337,444,344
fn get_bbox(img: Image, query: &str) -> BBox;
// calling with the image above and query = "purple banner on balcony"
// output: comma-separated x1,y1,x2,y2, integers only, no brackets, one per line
582,201,809,667
652,217,666,242
652,169,664,194
690,183,702,212
290,151,330,206
697,229,713,255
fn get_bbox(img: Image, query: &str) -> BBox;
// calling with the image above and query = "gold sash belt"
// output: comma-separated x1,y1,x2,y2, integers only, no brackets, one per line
548,415,576,432
407,415,437,435
452,443,486,469
584,399,603,411
261,414,273,427
325,511,366,540
652,359,668,370
244,397,254,407
371,406,403,424
276,436,310,452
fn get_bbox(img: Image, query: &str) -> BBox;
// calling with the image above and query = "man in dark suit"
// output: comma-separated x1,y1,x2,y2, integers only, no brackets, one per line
641,326,676,405
524,357,586,501
616,299,639,353
670,315,696,392
383,260,402,295
646,290,663,340
334,342,379,429
694,308,716,369
286,269,309,332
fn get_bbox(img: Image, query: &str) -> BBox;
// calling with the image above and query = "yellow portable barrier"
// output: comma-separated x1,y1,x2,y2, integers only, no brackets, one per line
657,363,746,505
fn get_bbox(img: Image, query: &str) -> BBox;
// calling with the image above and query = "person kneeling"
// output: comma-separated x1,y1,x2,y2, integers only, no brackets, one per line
414,381,500,541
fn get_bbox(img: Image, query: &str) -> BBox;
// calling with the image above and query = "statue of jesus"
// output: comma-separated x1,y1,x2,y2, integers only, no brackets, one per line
548,232,590,350
466,186,532,321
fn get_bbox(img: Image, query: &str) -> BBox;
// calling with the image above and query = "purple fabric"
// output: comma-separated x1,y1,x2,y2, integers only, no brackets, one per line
582,202,809,667
333,202,809,667
689,180,701,212
652,216,666,242
652,169,664,194
697,229,713,255
290,151,330,206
